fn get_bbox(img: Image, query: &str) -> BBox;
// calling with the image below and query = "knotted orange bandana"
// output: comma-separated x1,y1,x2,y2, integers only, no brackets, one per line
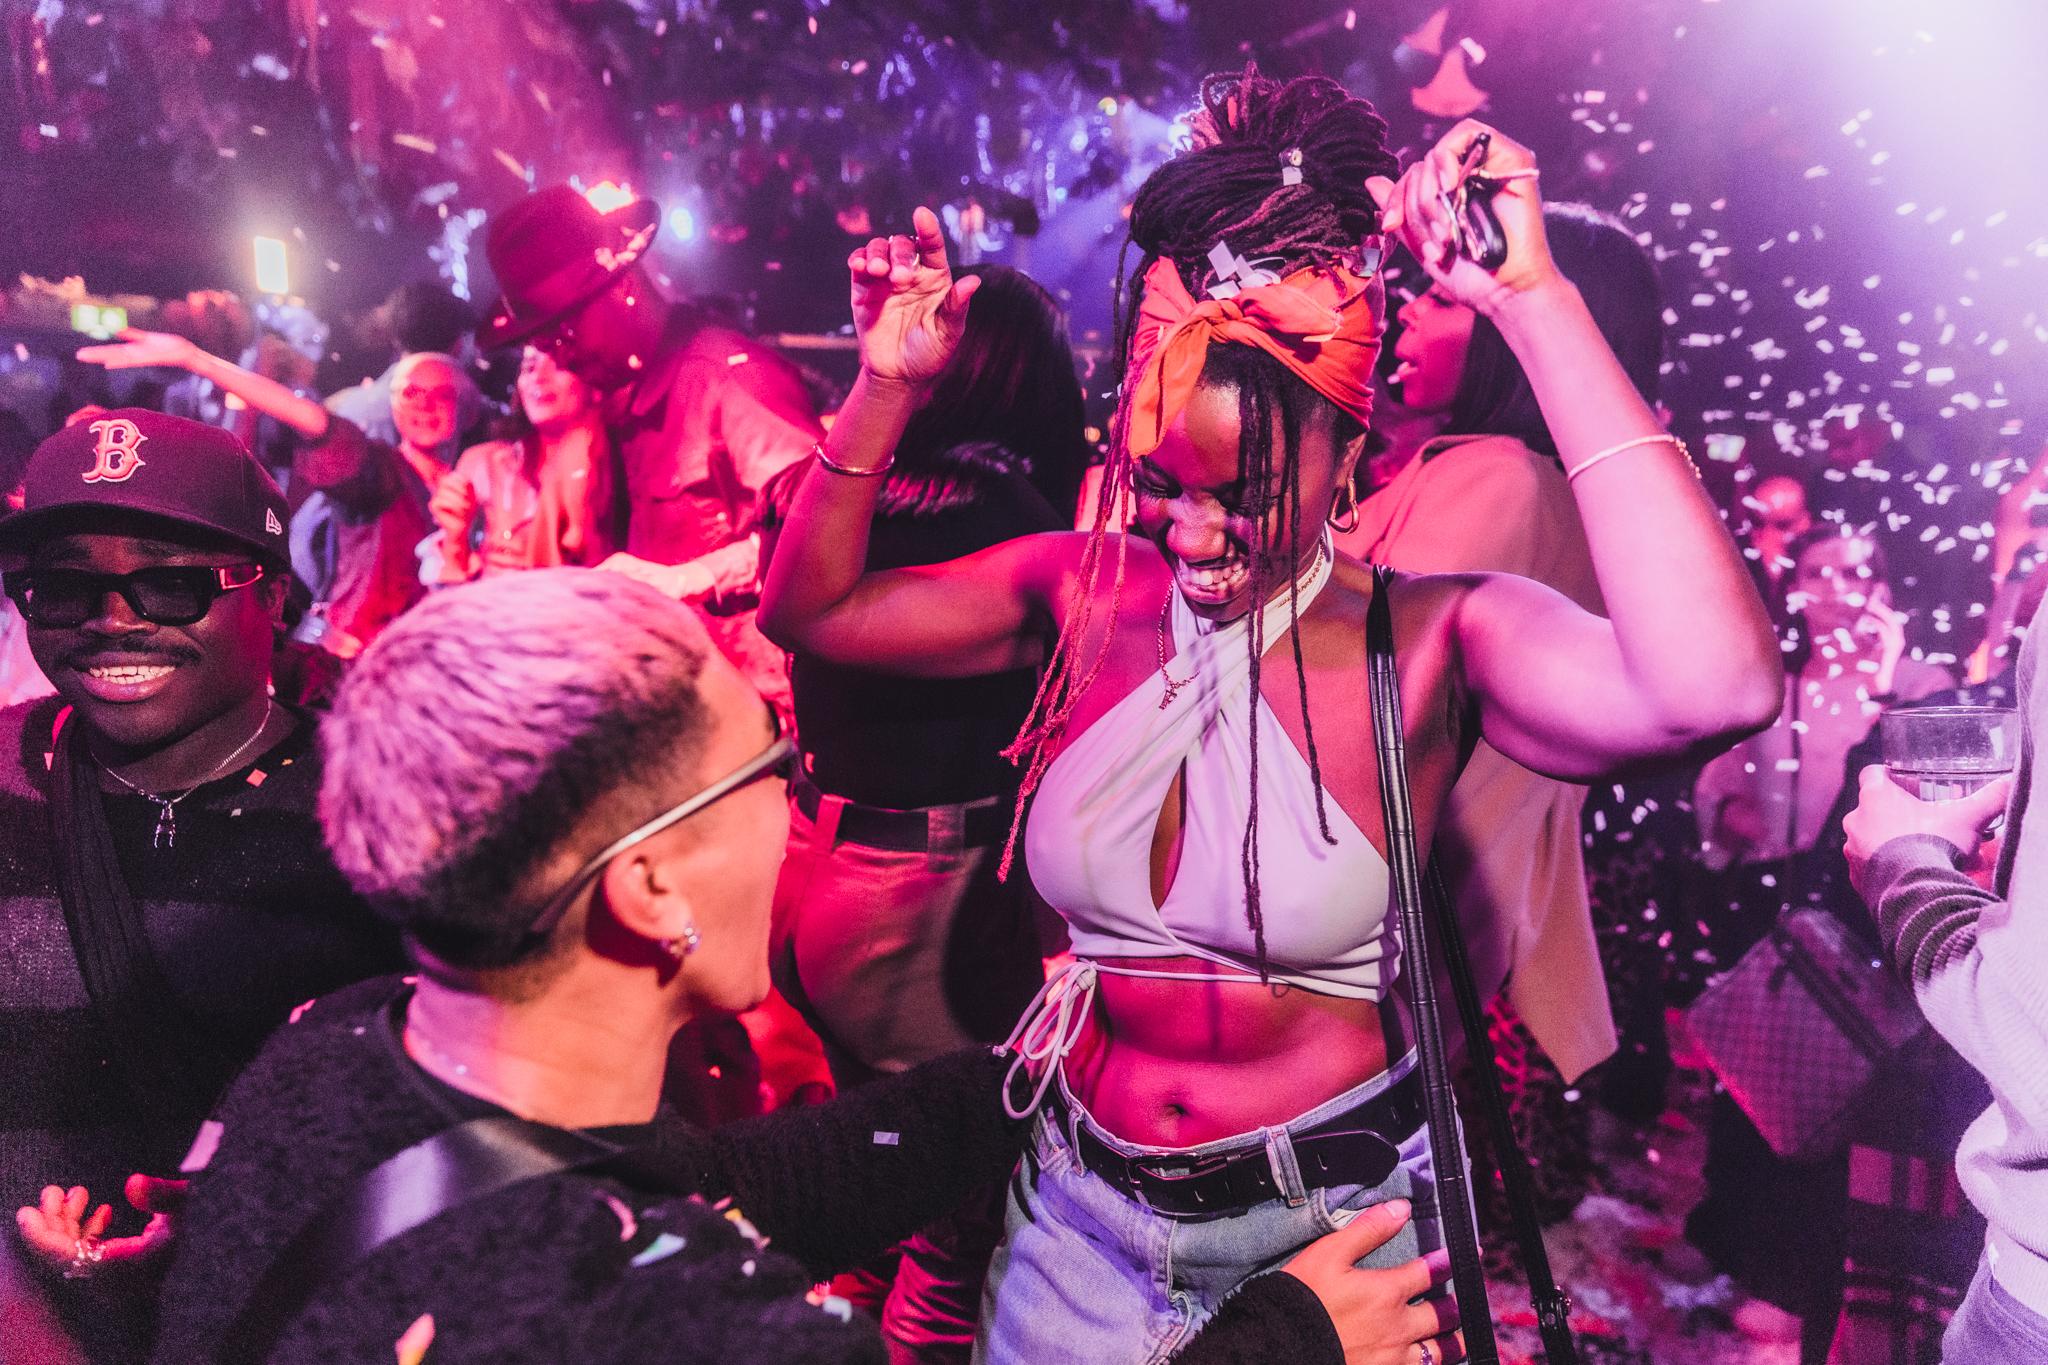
1124,254,1384,458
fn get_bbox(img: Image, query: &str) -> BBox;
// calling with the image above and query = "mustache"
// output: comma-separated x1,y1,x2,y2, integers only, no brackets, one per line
60,641,203,670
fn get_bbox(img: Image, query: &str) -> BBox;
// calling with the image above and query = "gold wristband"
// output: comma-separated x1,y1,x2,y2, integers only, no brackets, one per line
813,441,893,478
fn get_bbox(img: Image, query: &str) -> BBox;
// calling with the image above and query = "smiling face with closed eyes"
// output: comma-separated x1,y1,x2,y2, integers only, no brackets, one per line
1130,379,1361,623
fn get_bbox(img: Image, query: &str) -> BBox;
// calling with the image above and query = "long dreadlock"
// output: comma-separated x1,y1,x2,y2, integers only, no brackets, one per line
1000,65,1397,978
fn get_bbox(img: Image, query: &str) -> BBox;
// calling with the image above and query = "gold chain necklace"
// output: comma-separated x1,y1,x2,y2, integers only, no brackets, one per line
1155,591,1195,709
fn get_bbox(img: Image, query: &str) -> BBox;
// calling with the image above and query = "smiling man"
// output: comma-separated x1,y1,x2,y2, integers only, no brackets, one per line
0,410,402,1364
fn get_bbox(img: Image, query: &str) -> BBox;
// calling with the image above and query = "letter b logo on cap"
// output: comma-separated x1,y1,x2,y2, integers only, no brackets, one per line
83,418,149,484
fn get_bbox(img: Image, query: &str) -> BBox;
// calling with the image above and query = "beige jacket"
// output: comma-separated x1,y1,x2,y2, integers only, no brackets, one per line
1339,432,1616,1081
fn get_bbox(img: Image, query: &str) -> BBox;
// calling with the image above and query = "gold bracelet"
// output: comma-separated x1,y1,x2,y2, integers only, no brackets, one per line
1565,433,1688,484
813,441,893,478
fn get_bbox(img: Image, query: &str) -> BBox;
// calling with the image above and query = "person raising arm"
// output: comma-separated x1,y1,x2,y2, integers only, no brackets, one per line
761,133,1779,775
762,75,1776,1364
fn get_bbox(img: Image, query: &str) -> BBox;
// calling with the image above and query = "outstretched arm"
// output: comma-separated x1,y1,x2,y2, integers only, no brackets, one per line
1370,123,1781,779
76,328,330,439
757,208,1067,678
77,327,397,509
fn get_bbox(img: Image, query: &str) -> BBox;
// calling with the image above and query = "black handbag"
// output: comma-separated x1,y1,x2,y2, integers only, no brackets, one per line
1365,565,1578,1365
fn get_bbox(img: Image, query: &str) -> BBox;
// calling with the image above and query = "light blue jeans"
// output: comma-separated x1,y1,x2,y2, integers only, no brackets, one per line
1944,1254,2048,1363
974,1053,1444,1365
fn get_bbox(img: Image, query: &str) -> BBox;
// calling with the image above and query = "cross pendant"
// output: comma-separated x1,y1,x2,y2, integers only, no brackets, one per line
1158,680,1184,709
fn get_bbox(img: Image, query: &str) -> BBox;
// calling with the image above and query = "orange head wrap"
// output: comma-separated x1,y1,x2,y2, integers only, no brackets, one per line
1122,251,1384,459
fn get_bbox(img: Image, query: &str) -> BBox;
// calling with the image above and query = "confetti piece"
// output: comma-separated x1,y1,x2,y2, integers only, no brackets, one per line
395,1314,435,1365
630,1232,689,1266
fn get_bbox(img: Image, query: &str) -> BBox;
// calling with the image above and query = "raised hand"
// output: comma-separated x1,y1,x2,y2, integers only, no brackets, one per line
429,470,481,583
75,326,202,372
848,206,981,387
1281,1198,1465,1365
1366,119,1557,315
1857,597,1910,694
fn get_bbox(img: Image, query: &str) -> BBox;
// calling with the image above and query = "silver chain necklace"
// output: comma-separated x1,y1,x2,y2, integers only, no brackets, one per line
100,702,277,849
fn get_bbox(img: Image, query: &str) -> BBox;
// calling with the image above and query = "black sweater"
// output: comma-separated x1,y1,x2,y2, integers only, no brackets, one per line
0,698,404,1362
152,979,1342,1363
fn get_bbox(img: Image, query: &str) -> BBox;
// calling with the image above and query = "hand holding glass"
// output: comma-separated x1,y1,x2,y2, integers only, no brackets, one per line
1880,706,2019,801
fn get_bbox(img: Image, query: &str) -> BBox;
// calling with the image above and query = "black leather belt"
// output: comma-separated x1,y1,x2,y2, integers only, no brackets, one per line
1047,1066,1423,1219
792,774,1012,853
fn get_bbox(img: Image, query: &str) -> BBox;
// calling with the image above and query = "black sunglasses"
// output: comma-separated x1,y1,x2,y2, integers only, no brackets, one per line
4,563,267,629
519,708,798,945
1443,132,1511,272
532,313,584,362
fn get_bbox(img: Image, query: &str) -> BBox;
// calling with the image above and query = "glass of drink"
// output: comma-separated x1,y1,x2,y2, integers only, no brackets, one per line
1881,706,2020,800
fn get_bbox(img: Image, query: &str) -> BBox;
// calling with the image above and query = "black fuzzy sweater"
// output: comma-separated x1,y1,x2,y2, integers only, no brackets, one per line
151,979,1342,1364
0,698,403,1361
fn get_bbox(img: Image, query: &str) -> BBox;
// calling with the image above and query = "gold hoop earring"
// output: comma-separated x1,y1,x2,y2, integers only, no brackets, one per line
1327,481,1361,534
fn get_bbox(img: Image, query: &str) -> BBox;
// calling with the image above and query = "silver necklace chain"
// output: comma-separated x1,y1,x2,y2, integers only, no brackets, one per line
1154,542,1330,710
100,701,277,849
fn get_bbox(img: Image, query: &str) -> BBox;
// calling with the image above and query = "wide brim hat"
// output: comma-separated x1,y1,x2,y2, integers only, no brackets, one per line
476,187,661,351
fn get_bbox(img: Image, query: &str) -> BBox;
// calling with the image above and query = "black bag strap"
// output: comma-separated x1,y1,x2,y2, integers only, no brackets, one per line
1364,567,1577,1365
1426,856,1579,1361
219,1115,624,1365
45,707,238,1134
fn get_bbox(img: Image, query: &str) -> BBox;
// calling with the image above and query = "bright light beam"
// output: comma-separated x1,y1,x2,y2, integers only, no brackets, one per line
253,236,289,295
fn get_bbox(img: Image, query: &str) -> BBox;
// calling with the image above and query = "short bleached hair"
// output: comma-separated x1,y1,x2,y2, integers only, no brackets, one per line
320,569,713,966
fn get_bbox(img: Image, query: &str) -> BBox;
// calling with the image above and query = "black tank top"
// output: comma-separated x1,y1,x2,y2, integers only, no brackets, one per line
790,450,1063,809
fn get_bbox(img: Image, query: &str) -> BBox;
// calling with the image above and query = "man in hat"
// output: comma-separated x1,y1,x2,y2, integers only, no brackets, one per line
0,411,401,1363
478,185,821,711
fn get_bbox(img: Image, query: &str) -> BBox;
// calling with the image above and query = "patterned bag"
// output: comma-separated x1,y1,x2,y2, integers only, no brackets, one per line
1683,908,1927,1161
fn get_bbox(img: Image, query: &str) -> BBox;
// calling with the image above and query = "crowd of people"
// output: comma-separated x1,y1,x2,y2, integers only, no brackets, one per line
0,66,2041,1365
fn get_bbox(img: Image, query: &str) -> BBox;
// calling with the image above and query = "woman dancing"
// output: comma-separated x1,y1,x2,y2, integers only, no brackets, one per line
761,69,1780,1364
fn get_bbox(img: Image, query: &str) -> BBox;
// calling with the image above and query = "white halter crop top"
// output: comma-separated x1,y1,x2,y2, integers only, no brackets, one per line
1026,536,1396,980
1003,538,1397,1115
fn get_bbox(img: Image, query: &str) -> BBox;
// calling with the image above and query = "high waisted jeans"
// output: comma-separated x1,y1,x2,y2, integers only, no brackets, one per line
975,1052,1444,1365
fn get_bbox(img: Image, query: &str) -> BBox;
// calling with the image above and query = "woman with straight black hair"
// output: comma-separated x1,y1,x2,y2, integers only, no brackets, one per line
1388,202,1664,457
756,263,1085,1362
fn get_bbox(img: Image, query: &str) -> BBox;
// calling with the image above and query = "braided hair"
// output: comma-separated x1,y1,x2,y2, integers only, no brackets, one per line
1001,66,1400,977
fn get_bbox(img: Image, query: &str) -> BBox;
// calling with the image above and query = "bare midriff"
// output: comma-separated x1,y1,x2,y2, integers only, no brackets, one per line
1059,957,1412,1149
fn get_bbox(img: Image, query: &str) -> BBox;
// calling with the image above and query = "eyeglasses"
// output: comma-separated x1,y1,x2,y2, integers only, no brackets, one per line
519,712,798,945
394,384,459,409
5,563,266,628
